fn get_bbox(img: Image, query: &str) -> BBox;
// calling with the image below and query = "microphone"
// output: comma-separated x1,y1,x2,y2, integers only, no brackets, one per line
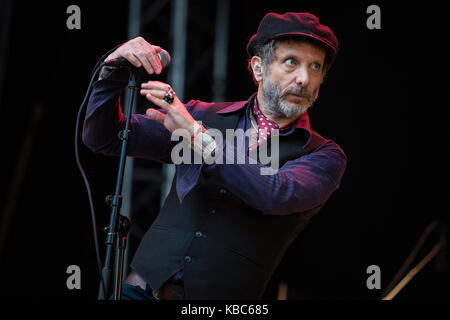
103,49,171,71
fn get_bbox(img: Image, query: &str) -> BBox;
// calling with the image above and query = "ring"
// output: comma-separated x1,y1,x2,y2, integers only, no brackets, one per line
163,92,174,104
163,87,175,104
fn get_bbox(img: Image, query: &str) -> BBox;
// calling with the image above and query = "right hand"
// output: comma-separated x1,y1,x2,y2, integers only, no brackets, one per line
105,36,163,75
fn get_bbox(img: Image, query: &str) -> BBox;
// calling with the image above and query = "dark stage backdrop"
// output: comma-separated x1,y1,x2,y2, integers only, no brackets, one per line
0,0,448,301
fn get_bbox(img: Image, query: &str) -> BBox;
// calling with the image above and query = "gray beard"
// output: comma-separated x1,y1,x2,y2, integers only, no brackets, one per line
262,78,314,120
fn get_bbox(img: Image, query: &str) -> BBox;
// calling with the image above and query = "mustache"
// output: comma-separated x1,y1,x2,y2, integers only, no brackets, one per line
282,86,310,99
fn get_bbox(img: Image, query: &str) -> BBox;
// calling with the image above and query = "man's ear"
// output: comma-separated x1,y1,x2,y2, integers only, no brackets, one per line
250,56,264,82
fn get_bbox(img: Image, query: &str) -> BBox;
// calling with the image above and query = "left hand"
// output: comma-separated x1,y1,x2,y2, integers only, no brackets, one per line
140,81,199,139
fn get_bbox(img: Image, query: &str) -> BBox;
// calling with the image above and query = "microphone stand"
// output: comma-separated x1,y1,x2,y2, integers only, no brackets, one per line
98,68,139,300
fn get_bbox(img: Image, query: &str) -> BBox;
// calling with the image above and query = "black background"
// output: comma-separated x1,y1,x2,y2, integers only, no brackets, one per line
0,0,448,302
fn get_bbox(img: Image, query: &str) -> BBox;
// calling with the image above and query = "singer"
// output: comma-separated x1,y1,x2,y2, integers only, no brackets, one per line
83,12,347,300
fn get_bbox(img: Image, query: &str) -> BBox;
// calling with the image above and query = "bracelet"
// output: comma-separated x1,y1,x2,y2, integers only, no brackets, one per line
189,124,217,160
190,124,205,144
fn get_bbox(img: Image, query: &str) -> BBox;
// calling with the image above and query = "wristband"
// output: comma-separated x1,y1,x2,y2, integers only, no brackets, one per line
189,124,217,161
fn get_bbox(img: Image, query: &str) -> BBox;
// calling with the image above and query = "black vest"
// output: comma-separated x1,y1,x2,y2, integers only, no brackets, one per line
130,101,326,299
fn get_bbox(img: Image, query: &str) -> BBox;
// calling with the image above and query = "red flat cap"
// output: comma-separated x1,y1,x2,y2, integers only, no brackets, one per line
247,12,339,71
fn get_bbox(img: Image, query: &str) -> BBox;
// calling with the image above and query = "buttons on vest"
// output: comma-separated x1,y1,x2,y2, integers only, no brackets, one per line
195,231,203,238
184,255,192,263
218,187,229,195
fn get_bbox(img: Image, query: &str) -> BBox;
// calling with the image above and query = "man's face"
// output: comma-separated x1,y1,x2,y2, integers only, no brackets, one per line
261,39,326,119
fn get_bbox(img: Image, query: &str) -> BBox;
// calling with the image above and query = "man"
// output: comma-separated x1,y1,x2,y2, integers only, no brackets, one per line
83,12,347,300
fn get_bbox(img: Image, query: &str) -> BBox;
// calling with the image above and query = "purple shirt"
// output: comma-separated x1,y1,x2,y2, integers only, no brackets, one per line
83,67,347,217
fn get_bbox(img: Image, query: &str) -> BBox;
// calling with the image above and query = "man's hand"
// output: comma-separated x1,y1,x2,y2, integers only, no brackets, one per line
140,81,200,139
105,36,163,75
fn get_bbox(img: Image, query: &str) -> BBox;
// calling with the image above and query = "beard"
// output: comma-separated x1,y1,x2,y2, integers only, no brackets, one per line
262,77,318,120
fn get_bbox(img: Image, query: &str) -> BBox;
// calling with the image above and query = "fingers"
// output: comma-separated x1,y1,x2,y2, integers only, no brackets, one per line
141,81,178,110
152,45,162,54
142,89,171,111
140,89,165,100
145,108,166,124
141,80,171,90
122,51,142,69
136,38,162,73
116,37,163,75
130,44,158,75
133,38,162,75
141,81,172,102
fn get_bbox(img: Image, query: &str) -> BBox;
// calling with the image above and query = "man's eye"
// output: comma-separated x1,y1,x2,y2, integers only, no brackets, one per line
285,58,296,66
311,62,321,71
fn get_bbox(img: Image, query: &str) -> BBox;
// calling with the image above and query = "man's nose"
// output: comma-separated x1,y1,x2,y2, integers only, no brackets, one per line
295,66,310,87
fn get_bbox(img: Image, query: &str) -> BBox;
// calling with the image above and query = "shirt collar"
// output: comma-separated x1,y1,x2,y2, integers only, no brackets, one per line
216,92,312,134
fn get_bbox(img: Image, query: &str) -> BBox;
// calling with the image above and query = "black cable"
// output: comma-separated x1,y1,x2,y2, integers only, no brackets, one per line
74,64,107,297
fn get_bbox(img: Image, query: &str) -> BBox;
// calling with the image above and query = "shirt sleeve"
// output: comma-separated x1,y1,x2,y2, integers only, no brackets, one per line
206,138,347,215
82,67,180,163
